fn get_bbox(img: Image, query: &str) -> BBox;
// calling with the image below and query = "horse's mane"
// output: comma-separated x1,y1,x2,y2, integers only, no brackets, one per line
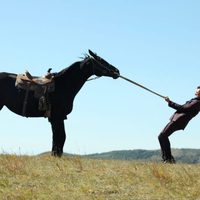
54,54,91,78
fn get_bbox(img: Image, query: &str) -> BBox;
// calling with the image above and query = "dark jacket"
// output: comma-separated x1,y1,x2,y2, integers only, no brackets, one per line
169,97,200,129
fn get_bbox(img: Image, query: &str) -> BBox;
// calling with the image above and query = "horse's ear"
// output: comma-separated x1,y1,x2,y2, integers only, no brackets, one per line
88,49,97,59
88,49,104,62
88,49,110,66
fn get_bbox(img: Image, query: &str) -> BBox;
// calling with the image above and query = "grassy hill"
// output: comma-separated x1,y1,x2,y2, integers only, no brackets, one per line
0,154,200,200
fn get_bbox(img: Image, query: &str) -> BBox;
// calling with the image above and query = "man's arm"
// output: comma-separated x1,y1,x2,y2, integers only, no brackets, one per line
165,97,200,112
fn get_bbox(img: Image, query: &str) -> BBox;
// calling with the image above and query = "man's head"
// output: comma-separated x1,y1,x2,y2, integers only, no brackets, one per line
195,86,200,97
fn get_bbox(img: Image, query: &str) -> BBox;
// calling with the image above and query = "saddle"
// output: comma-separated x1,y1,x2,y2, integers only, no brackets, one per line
16,69,55,97
15,69,55,117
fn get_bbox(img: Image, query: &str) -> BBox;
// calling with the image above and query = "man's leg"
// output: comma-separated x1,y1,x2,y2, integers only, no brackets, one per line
158,121,180,163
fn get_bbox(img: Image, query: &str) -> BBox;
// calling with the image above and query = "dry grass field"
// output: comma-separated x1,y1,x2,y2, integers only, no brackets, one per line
0,154,200,200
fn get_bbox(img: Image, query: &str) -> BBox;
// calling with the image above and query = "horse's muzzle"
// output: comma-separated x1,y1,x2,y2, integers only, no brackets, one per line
112,71,120,79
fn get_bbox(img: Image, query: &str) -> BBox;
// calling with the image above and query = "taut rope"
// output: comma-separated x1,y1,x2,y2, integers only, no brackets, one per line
118,74,166,99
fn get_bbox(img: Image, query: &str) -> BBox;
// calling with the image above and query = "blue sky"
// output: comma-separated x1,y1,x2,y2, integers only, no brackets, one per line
0,0,200,155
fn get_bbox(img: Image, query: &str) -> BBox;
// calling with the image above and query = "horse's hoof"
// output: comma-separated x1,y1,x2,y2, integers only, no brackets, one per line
51,151,62,157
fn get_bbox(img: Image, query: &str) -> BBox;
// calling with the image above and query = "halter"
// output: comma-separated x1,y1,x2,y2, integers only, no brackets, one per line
87,55,116,82
87,76,100,81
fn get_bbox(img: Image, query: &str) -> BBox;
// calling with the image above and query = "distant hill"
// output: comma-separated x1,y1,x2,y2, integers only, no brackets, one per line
41,148,200,164
85,149,200,164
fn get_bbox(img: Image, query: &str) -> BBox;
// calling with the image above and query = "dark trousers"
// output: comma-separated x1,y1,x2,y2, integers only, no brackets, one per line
158,121,181,161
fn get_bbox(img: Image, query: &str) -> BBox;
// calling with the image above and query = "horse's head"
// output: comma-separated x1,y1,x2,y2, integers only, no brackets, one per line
88,49,120,79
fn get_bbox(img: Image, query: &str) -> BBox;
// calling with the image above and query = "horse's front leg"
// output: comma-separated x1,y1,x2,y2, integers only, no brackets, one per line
50,119,66,157
0,105,3,110
0,97,4,111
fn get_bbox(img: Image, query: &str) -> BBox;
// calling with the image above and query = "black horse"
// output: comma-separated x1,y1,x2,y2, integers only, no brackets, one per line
0,50,120,156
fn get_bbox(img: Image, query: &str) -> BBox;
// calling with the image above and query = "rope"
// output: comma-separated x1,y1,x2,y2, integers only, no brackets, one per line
87,76,100,81
119,74,166,99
